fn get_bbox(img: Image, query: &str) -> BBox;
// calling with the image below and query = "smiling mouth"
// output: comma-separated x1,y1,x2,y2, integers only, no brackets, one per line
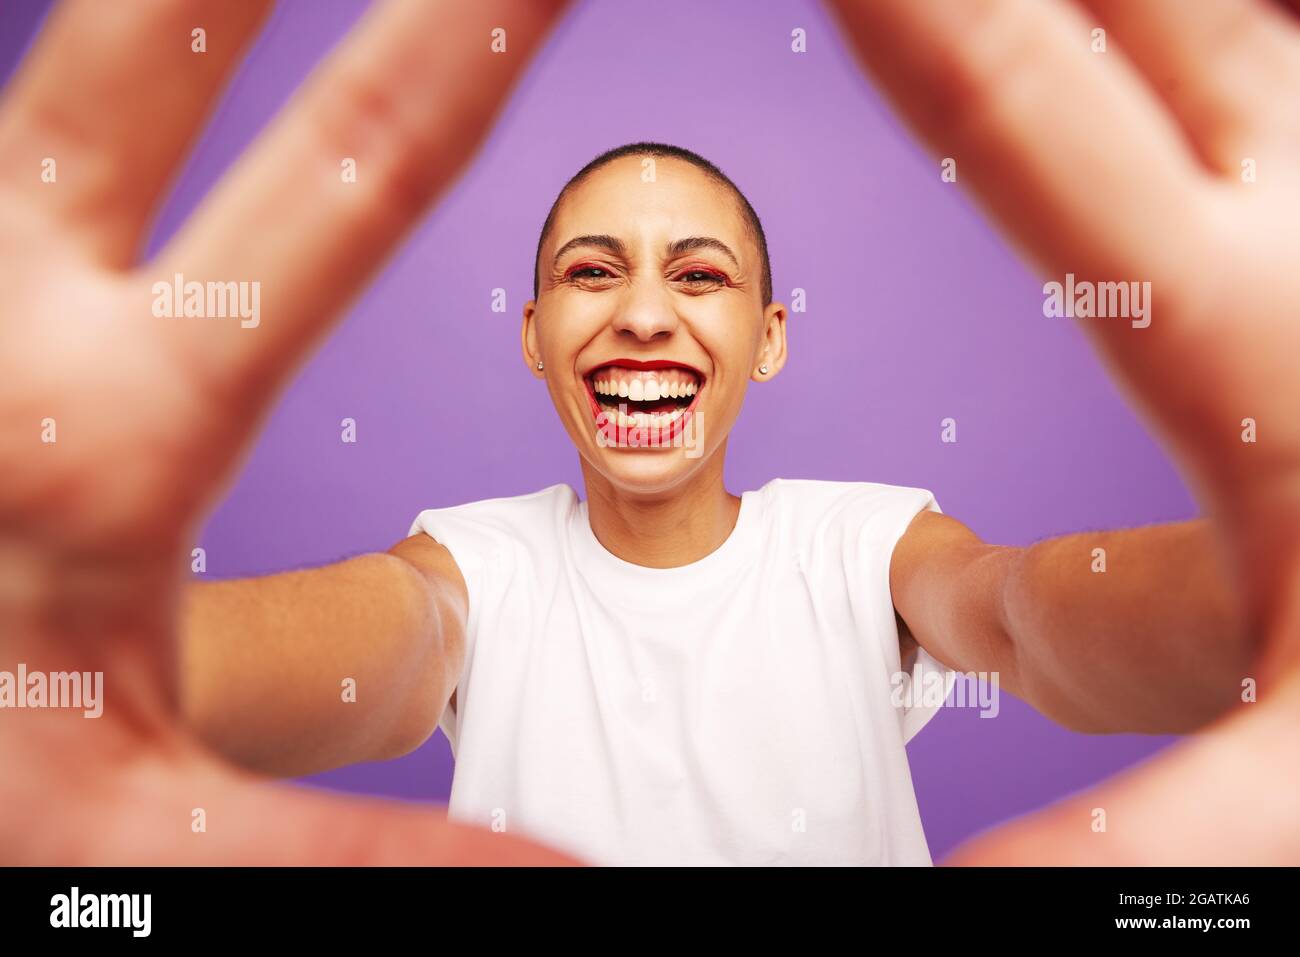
583,362,704,433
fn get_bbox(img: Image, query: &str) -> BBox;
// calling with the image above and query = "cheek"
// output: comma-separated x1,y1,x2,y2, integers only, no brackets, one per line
685,301,764,366
538,291,615,343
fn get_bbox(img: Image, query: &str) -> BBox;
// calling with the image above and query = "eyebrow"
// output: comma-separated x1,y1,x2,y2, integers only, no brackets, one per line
668,236,740,270
552,234,741,271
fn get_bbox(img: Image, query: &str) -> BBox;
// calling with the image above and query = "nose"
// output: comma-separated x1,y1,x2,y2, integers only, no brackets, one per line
610,278,678,342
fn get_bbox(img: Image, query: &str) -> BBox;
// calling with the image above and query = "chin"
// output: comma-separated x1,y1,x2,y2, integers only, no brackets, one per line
589,443,706,497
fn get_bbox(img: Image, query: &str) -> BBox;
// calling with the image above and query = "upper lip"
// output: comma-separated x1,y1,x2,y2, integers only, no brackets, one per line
584,357,705,380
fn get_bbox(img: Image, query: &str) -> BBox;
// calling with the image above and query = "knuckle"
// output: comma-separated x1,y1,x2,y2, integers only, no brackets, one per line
923,1,1055,141
306,69,440,217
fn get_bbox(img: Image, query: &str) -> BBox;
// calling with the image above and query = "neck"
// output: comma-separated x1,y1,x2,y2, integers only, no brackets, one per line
579,449,741,569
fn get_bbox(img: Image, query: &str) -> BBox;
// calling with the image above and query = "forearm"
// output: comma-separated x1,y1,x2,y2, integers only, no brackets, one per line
180,552,453,777
1003,519,1253,734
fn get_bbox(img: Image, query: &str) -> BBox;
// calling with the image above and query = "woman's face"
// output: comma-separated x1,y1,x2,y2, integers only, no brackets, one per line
524,155,786,497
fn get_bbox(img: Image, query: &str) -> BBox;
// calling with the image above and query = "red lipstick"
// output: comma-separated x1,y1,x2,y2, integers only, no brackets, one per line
582,359,705,448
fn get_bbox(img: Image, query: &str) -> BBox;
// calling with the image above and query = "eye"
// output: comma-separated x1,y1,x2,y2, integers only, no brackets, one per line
674,268,727,286
565,265,615,282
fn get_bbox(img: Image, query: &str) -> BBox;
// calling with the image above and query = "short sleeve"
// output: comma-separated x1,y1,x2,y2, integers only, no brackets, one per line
404,485,576,752
406,508,490,752
848,485,957,744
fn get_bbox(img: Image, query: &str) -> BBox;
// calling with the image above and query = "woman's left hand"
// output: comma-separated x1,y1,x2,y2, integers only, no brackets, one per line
827,0,1300,863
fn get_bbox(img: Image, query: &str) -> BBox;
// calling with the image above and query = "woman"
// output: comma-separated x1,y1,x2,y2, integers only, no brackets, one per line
406,143,955,865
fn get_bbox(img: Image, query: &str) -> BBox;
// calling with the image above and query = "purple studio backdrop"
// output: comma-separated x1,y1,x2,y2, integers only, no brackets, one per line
1,0,1194,860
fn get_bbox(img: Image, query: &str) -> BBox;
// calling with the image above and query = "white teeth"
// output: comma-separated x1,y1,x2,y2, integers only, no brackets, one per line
604,404,686,431
591,368,703,407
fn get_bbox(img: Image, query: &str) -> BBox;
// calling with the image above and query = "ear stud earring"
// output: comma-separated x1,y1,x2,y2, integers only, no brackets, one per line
759,364,769,375
536,360,544,370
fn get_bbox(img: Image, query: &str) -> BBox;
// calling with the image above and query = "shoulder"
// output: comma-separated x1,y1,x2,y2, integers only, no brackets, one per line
407,484,578,552
753,478,941,543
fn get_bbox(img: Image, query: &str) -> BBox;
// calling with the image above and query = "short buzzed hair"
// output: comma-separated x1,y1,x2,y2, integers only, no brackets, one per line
533,142,773,305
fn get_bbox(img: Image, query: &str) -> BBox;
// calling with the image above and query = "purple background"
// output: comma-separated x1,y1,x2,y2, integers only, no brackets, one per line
2,0,1194,860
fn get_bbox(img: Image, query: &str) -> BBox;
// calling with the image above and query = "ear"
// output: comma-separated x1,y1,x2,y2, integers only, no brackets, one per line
521,300,544,378
752,301,788,381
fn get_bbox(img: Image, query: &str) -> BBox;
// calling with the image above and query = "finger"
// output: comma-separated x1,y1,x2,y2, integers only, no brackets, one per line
944,670,1300,864
43,752,584,865
0,0,273,266
186,774,586,866
823,0,1210,285
153,0,568,411
1080,0,1300,174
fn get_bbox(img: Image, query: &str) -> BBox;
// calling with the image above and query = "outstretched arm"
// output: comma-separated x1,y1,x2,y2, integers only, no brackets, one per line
181,535,467,777
891,512,1250,734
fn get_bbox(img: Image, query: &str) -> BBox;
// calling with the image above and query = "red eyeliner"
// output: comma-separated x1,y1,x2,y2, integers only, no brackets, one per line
564,262,613,279
674,264,730,285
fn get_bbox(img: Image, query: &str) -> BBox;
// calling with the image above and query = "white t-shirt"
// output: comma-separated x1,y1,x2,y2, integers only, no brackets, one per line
407,478,953,865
